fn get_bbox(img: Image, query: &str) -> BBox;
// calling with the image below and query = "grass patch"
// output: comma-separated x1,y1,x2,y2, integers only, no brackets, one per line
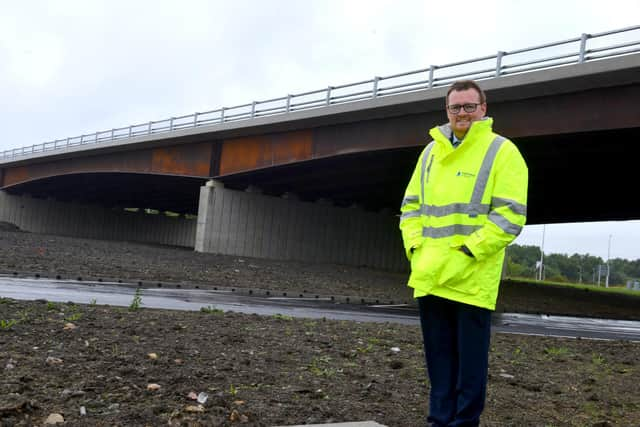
544,346,570,357
65,312,82,322
505,277,640,297
200,306,224,315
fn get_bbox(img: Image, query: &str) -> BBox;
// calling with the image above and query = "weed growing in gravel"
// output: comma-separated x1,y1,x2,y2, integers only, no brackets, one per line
65,312,82,322
544,346,570,357
200,306,224,315
0,319,18,330
129,287,143,311
16,310,30,321
46,301,58,310
308,355,337,377
272,313,293,321
591,353,606,366
356,343,374,354
229,384,238,397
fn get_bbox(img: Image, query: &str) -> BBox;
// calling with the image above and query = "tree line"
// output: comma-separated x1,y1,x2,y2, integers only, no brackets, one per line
505,244,640,286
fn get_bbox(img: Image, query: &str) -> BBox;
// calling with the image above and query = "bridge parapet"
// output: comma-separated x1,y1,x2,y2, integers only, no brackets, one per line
2,25,638,163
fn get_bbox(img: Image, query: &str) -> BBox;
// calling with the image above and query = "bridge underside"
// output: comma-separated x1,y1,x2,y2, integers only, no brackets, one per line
5,126,640,225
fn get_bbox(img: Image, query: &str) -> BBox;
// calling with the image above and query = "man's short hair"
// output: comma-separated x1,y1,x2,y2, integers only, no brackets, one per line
446,80,486,104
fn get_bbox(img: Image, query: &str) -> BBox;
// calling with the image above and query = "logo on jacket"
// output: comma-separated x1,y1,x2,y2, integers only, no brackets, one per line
456,171,475,178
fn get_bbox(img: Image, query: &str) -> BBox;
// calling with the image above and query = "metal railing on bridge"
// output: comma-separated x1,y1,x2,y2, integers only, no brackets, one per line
2,25,639,161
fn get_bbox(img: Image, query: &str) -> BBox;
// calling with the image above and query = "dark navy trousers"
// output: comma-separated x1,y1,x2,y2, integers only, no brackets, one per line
417,295,492,427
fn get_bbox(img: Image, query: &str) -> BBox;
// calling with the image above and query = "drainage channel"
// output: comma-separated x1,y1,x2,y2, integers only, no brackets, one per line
1,276,639,341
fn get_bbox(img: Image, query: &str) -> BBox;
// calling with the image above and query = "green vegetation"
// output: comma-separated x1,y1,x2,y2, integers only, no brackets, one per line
228,384,238,397
308,355,337,377
506,243,640,289
544,346,570,357
0,319,18,330
591,353,606,366
507,277,640,297
129,287,143,311
65,312,82,322
200,306,224,315
272,313,293,321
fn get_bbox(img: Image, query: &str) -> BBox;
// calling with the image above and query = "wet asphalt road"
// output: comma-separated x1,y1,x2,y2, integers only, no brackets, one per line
1,276,639,342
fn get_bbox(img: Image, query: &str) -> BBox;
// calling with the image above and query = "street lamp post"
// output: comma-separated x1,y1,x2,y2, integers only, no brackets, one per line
605,234,612,288
538,224,546,281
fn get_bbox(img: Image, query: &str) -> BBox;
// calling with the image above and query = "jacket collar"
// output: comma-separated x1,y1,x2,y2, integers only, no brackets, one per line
430,117,494,145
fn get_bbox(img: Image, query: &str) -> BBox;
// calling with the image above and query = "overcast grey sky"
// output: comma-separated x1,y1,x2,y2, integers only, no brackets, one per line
1,0,639,260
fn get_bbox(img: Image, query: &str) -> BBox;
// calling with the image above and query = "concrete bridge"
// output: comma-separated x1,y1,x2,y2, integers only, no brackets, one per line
1,43,639,271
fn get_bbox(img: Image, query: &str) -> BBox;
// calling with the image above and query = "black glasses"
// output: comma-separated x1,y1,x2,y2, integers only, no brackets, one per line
447,103,482,114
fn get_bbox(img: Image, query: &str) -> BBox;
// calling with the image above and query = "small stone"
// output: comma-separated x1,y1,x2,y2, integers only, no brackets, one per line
147,383,161,391
229,409,241,421
147,353,158,360
44,413,65,425
45,356,63,366
187,391,198,400
390,347,400,352
63,322,76,330
80,406,87,416
185,404,204,413
499,373,515,379
197,392,208,404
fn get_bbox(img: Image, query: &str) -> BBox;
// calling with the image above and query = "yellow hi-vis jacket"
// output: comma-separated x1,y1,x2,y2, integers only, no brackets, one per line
399,118,528,310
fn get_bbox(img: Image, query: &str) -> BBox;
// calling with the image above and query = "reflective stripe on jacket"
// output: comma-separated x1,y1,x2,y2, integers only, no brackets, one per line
399,117,528,310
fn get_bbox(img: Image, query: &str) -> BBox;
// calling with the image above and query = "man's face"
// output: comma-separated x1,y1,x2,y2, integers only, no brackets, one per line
446,88,487,138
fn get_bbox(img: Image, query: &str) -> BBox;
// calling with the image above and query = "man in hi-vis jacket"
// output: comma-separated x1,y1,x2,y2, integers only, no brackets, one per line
399,80,528,426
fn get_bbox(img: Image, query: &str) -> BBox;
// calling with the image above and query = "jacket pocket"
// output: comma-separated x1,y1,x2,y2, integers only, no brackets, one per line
410,241,448,284
439,247,480,295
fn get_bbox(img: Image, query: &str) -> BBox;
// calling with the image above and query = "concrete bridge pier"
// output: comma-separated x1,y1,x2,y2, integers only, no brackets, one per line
195,181,407,271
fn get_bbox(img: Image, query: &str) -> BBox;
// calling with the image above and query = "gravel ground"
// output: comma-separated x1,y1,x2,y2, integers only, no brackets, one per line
1,228,640,426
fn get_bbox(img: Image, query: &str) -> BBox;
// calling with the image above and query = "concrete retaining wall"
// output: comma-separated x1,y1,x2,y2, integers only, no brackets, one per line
0,191,196,247
195,184,407,271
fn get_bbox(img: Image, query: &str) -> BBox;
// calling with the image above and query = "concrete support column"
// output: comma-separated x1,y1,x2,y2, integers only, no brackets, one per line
194,180,224,252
